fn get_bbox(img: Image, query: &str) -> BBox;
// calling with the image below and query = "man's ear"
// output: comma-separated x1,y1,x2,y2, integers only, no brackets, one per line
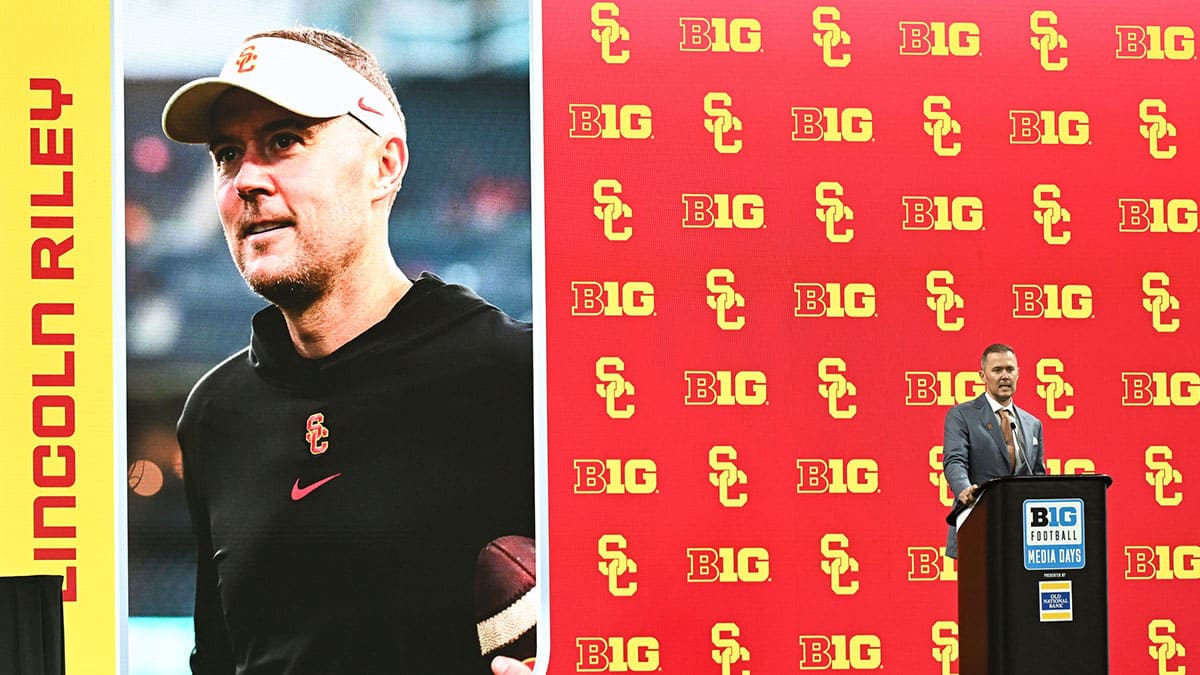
374,135,408,200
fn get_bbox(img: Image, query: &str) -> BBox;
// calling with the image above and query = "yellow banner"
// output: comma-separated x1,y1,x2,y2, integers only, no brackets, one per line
0,2,121,672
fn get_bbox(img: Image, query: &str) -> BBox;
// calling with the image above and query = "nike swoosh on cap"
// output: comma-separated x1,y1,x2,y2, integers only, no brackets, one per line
291,473,343,501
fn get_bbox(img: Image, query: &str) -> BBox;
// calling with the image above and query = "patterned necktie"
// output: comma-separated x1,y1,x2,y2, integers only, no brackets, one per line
998,408,1016,471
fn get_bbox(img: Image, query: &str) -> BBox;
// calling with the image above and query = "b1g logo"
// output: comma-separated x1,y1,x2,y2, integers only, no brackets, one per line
905,371,983,406
794,283,876,318
710,445,748,508
902,195,982,231
1123,372,1200,407
1119,198,1199,233
1030,10,1068,71
1148,619,1187,675
820,533,860,595
577,636,659,672
931,621,959,675
591,2,630,65
1034,183,1072,245
1023,499,1085,570
593,179,634,241
704,92,743,154
574,458,657,495
926,270,965,332
1036,358,1075,420
685,370,767,406
598,534,638,596
923,95,962,157
570,103,652,140
1126,545,1200,580
687,547,770,583
1116,24,1195,60
818,358,857,419
1045,458,1096,475
908,547,957,582
682,193,764,229
1145,446,1183,507
798,634,881,670
712,623,751,675
899,20,980,56
1143,272,1181,333
1140,99,1177,160
796,459,879,494
792,107,874,142
572,281,654,317
1009,110,1089,145
815,181,855,243
813,6,851,67
707,268,746,330
680,17,761,52
1012,284,1093,319
596,356,635,419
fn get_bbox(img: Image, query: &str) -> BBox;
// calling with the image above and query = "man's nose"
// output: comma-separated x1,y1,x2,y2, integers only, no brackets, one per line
234,153,274,200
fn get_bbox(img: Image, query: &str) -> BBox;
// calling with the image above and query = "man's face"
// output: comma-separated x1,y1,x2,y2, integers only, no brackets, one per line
981,350,1019,405
207,89,379,307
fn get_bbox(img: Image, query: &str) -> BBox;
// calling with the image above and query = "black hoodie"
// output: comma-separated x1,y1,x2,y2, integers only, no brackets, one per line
178,273,534,674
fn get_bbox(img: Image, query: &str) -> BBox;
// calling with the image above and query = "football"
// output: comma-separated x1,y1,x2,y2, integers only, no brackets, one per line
474,535,538,666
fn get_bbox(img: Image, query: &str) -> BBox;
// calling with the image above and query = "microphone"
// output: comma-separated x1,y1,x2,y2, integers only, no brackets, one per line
1010,419,1031,474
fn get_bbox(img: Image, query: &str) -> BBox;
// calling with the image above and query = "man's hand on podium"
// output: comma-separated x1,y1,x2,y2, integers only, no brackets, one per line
958,484,979,504
491,656,534,675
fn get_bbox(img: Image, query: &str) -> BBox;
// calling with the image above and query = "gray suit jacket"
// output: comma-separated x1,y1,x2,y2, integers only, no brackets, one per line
942,393,1046,557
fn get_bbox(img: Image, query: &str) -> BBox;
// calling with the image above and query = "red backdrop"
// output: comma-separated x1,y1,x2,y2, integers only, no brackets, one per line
540,2,1197,672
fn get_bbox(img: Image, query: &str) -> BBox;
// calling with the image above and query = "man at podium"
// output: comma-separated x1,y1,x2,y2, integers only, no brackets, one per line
942,343,1047,557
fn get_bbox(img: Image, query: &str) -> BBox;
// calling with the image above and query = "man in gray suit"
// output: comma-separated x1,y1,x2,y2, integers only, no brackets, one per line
943,343,1047,558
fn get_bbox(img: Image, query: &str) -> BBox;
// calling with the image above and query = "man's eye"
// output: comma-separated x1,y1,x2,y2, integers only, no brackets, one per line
213,147,239,164
272,134,300,150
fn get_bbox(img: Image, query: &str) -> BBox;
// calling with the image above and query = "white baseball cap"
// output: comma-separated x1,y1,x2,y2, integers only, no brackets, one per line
162,36,406,144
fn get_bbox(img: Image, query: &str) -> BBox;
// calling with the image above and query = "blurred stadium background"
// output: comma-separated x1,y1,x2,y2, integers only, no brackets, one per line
124,2,531,672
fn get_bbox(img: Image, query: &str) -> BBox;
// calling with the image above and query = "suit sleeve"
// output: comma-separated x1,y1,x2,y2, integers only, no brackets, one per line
942,405,972,498
1032,418,1047,475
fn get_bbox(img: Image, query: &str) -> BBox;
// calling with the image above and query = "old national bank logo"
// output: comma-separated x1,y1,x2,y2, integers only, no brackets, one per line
1034,183,1072,245
707,268,746,330
1120,197,1198,233
710,445,748,508
815,181,855,243
1123,371,1200,407
899,19,980,56
923,96,962,157
1036,358,1075,420
596,356,635,419
592,179,634,241
903,195,981,231
577,636,659,672
1126,545,1200,580
570,103,652,140
1009,109,1089,145
931,621,959,675
712,623,751,675
685,370,767,406
794,282,875,318
1116,24,1195,60
591,2,630,64
797,458,878,495
1030,11,1068,71
682,192,764,230
792,107,873,142
819,358,857,419
1148,619,1188,675
906,370,982,406
820,533,860,595
798,634,882,670
1012,283,1093,319
574,458,657,495
909,547,957,582
1145,446,1183,507
572,280,654,317
598,534,638,596
813,6,851,67
688,547,770,583
1144,273,1181,333
926,271,965,332
1140,99,1178,160
929,446,955,507
680,17,761,53
704,92,743,154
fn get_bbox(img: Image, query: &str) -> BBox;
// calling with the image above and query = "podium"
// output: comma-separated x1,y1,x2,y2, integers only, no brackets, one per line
955,475,1112,675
